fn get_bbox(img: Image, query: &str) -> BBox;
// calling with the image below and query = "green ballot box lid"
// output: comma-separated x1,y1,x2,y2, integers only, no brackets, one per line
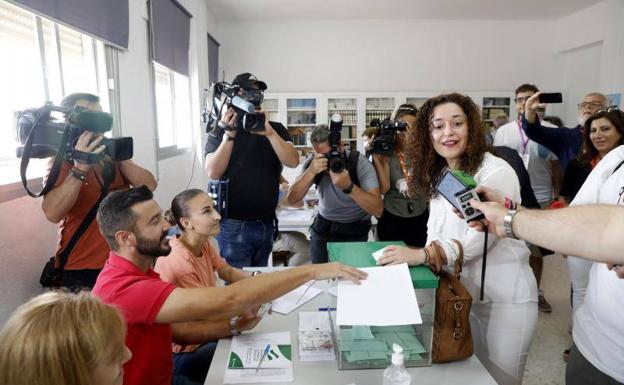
327,241,439,289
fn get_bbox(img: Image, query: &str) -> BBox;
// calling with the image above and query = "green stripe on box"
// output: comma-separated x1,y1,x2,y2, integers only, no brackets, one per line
327,241,439,289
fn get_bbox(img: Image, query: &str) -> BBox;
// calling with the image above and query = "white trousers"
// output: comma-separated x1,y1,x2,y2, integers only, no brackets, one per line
567,256,593,311
470,301,538,385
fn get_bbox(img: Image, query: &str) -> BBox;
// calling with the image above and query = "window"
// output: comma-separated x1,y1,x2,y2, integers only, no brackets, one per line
153,61,192,156
0,0,111,187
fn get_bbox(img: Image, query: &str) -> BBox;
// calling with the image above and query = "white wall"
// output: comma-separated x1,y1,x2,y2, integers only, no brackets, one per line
551,0,624,124
217,19,558,94
0,0,218,325
118,0,215,206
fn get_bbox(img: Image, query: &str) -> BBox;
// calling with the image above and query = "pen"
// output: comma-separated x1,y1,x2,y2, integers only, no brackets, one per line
318,307,336,311
256,344,271,372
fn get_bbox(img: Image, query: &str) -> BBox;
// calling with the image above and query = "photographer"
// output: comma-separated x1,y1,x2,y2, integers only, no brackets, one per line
371,104,429,247
287,124,383,263
41,93,156,290
204,73,299,268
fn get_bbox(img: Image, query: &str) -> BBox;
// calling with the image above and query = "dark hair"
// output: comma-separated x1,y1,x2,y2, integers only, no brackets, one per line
60,93,100,109
405,93,487,200
578,109,624,166
166,189,206,229
97,185,153,250
514,84,539,96
395,103,418,119
362,126,379,138
543,116,563,127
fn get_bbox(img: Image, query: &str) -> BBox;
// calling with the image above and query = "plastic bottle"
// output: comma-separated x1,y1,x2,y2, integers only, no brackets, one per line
382,344,411,385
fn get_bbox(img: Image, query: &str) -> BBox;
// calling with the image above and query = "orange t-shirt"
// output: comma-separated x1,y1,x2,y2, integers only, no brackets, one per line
154,236,227,352
51,161,130,270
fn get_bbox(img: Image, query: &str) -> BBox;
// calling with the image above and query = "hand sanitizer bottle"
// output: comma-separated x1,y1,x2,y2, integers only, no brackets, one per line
383,344,411,385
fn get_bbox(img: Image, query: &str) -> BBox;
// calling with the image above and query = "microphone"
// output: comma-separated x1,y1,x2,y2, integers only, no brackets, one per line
69,110,113,133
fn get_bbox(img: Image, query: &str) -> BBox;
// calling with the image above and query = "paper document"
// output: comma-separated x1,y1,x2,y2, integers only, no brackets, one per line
224,332,293,384
271,281,322,314
298,311,336,361
336,263,421,326
372,247,387,262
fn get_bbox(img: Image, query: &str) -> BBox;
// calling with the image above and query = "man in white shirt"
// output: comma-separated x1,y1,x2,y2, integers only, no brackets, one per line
494,83,562,313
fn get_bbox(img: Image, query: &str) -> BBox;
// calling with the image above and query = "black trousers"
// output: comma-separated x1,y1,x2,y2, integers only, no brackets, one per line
566,343,623,385
376,208,429,248
310,215,371,264
61,269,101,291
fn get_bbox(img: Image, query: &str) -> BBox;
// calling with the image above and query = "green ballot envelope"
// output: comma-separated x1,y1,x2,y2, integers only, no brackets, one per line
327,241,439,369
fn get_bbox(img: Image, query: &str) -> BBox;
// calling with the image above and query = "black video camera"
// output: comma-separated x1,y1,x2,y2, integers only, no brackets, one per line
327,113,345,173
369,118,407,155
16,103,133,161
205,82,266,133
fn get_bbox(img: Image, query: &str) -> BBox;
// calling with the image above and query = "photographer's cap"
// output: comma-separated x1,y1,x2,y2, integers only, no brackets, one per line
232,72,267,91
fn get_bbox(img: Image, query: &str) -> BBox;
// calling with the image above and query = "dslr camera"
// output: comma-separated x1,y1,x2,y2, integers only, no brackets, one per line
205,81,266,133
369,118,407,156
326,113,345,173
16,102,133,162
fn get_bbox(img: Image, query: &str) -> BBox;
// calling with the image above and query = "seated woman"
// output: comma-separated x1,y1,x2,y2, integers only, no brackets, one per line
154,189,263,383
379,93,537,385
0,291,131,385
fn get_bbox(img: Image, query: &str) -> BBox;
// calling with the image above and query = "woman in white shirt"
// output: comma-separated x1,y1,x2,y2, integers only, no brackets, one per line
379,93,538,385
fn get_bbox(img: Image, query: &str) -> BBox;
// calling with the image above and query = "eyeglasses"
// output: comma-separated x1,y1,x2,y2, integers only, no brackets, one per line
594,105,619,114
577,101,605,110
514,97,530,103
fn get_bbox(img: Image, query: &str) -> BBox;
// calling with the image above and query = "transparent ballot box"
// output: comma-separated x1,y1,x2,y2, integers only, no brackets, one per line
327,241,439,369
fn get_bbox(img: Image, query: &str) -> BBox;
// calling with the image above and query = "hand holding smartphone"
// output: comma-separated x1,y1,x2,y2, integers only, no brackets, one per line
538,92,562,104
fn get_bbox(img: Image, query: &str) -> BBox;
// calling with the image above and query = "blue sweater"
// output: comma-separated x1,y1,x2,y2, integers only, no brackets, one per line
521,115,583,171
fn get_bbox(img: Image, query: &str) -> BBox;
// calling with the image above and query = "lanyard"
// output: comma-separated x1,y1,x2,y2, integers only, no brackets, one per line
517,119,530,155
395,148,412,181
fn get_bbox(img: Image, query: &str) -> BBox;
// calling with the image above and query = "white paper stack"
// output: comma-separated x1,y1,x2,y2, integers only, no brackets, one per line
336,263,422,326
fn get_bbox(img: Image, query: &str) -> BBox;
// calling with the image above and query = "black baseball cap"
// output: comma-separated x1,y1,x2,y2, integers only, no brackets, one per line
232,72,267,91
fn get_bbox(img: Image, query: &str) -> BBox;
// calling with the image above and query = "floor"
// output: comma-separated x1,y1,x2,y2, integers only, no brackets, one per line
522,254,571,385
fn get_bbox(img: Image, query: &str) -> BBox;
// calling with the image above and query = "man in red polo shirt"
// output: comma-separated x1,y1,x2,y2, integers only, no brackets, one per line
92,186,366,385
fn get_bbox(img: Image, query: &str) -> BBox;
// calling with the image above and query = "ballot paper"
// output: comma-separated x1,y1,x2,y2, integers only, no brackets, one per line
298,311,336,361
336,263,421,326
371,247,387,262
224,332,293,384
271,281,323,315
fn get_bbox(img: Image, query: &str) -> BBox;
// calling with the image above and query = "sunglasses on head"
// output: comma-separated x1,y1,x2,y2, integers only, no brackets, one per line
595,105,620,114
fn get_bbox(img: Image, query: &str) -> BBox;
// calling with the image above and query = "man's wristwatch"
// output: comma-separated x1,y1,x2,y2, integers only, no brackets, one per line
69,168,87,183
503,210,519,239
342,182,355,195
230,317,240,336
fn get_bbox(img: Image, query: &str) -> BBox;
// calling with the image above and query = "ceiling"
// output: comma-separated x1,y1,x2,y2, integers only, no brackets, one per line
205,0,602,22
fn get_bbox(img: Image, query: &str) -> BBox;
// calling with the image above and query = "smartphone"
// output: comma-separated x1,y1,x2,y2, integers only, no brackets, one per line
538,92,562,104
436,170,484,222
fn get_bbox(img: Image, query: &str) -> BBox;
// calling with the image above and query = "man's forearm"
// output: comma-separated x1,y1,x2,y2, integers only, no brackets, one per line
120,160,157,191
287,171,314,204
350,187,383,217
171,319,230,345
513,205,624,264
204,139,234,179
41,175,83,223
268,134,299,167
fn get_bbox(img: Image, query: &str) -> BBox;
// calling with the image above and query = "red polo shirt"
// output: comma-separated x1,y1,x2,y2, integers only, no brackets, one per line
93,252,176,385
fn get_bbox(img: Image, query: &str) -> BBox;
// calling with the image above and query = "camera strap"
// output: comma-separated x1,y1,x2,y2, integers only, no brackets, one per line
72,149,103,164
20,113,72,198
56,163,114,279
